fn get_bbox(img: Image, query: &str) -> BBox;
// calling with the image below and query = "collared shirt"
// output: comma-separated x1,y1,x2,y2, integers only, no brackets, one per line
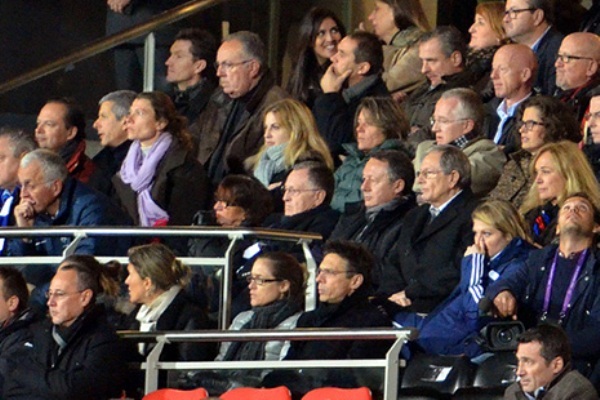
494,93,532,144
449,130,479,149
429,189,463,218
531,26,552,53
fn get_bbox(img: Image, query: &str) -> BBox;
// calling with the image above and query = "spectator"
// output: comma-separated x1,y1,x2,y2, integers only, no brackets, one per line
502,0,564,95
3,255,126,399
330,150,416,291
331,96,410,212
554,32,600,122
0,267,37,394
92,90,135,195
366,0,429,99
8,149,131,296
403,26,475,146
166,28,218,126
245,98,333,211
286,7,346,108
487,44,538,154
379,146,478,314
35,98,102,190
583,95,600,180
488,193,600,390
113,91,209,226
312,31,389,161
506,325,598,399
193,31,288,186
520,141,600,246
467,2,507,102
395,200,533,358
490,96,582,209
0,128,36,254
414,88,506,197
125,243,214,361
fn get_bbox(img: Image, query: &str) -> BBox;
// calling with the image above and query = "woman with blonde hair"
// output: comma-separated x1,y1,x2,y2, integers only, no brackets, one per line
521,141,600,246
125,243,213,361
395,200,534,357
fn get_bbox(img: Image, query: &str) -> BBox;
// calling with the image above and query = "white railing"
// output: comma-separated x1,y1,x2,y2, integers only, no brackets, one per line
120,328,417,400
0,226,321,328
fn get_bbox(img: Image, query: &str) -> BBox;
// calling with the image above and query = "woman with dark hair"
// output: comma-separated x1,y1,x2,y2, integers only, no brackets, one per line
286,7,346,108
125,243,213,361
113,91,209,227
331,96,410,212
367,0,429,99
490,96,583,209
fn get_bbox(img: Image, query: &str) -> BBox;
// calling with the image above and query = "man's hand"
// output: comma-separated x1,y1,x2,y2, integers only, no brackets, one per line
107,0,131,13
14,200,35,228
388,290,412,307
493,290,518,319
320,64,351,93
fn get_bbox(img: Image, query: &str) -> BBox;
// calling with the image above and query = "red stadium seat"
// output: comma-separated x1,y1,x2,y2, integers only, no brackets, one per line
302,386,373,400
142,387,209,400
220,386,292,400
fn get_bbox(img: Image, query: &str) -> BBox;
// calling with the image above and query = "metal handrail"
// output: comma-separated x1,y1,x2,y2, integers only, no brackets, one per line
120,328,416,399
0,0,227,94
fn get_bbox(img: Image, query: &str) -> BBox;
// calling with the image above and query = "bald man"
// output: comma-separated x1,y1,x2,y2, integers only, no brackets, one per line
555,32,600,121
488,44,538,153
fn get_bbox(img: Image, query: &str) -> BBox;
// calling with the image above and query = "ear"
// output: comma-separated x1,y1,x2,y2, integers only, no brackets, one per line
155,118,168,133
6,295,19,313
349,273,364,291
551,356,564,374
587,60,599,79
392,179,405,196
448,170,461,188
50,179,63,198
314,189,327,206
450,51,463,68
80,288,93,308
356,61,372,76
279,280,291,298
247,59,261,79
532,8,545,26
194,59,207,75
463,119,475,134
66,126,78,142
521,67,533,83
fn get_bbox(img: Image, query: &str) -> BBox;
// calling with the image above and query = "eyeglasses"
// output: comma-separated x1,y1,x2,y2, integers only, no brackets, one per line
246,276,282,286
517,120,545,131
585,112,600,121
316,267,356,278
45,289,84,300
503,7,536,19
417,169,444,179
214,59,252,72
281,186,321,196
556,54,596,64
430,117,469,127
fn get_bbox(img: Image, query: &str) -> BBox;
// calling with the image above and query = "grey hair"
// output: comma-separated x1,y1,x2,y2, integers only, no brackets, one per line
98,90,137,121
224,31,266,70
420,25,467,64
440,88,484,133
0,127,36,158
20,149,68,184
425,145,471,189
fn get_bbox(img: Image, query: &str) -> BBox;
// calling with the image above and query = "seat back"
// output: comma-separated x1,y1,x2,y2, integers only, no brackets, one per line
400,354,476,395
452,387,505,400
142,387,209,400
220,386,292,400
302,386,372,400
473,352,517,388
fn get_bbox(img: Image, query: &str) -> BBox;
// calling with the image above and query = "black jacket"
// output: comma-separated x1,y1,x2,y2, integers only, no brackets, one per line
4,306,126,400
0,309,37,394
533,27,564,96
378,189,479,313
91,140,132,197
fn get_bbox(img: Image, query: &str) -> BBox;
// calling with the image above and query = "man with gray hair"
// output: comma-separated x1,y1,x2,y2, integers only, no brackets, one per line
8,149,131,301
414,88,506,196
92,90,135,195
192,31,288,186
377,145,479,316
0,128,36,249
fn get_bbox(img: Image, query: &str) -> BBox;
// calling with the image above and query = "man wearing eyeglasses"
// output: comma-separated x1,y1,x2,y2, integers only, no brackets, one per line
554,32,600,122
502,0,563,95
192,31,288,186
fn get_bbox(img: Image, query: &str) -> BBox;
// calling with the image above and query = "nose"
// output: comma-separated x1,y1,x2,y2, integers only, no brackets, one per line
421,61,430,75
360,179,369,192
323,30,333,42
316,271,325,283
216,64,226,77
93,118,100,130
282,190,291,202
165,56,172,66
468,23,476,33
502,13,511,24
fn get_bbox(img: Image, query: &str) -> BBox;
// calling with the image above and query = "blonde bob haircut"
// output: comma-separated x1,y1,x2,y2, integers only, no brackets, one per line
472,200,533,244
246,98,333,171
128,243,190,291
520,141,600,215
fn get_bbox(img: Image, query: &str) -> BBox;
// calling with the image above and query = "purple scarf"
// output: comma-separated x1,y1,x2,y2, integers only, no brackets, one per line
120,132,173,226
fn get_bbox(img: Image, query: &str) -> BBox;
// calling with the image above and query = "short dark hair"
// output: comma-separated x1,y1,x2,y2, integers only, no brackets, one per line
516,96,582,145
348,31,384,76
175,28,218,82
324,240,374,287
293,161,335,205
528,0,554,24
58,255,114,304
517,324,571,366
562,192,600,224
370,149,415,194
216,174,274,226
420,26,467,65
0,267,28,314
45,97,86,142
